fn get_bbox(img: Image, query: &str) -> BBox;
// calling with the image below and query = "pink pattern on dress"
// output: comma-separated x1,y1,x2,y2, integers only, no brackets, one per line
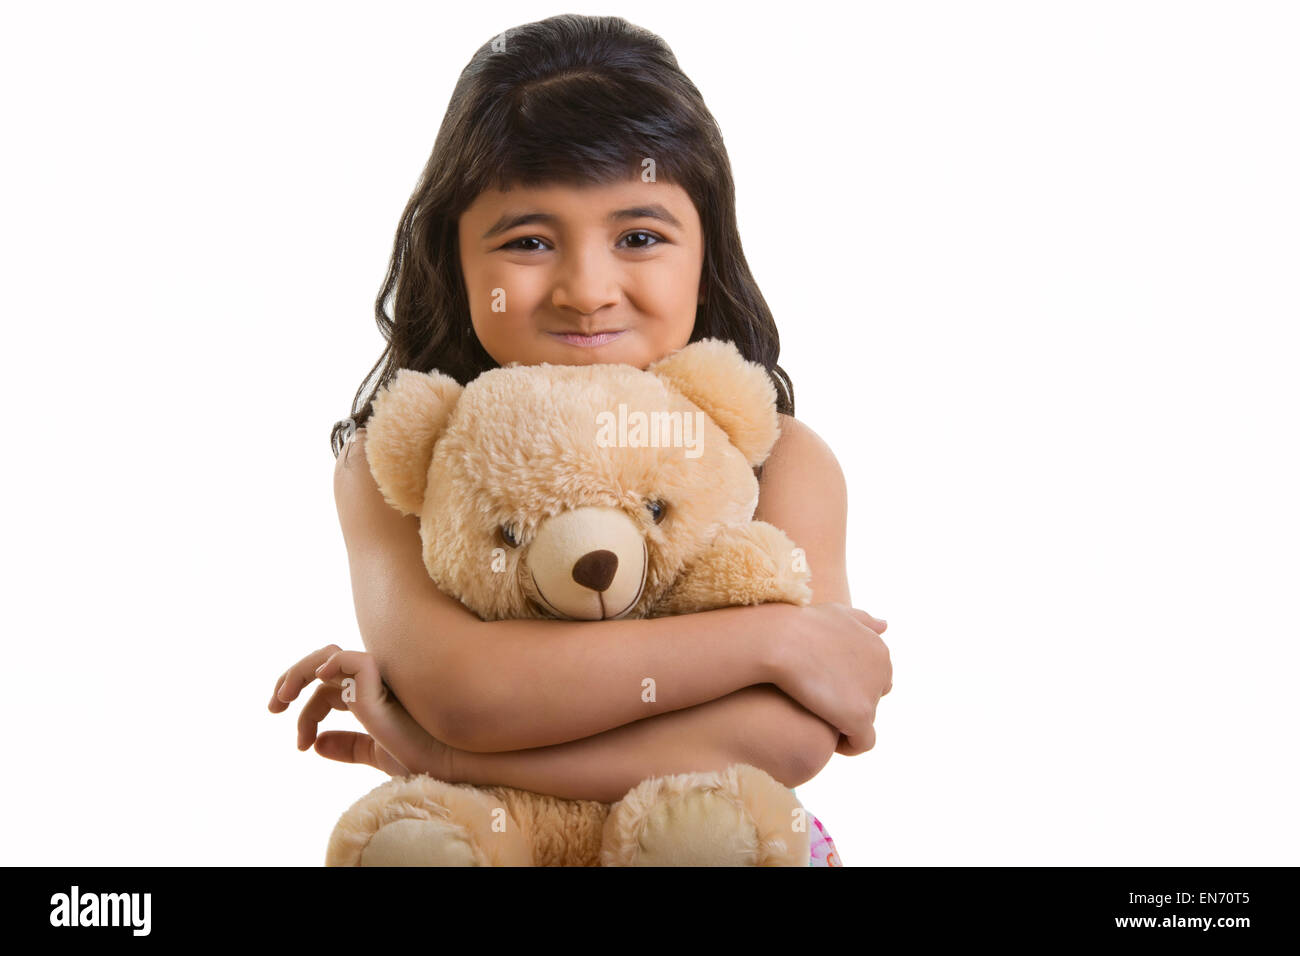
807,813,843,867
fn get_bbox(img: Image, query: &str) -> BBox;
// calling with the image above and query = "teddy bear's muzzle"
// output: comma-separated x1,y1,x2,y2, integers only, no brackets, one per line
524,505,648,621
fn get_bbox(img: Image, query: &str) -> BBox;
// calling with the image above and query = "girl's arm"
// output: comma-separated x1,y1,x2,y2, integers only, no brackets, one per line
336,431,799,754
450,683,826,803
297,649,832,803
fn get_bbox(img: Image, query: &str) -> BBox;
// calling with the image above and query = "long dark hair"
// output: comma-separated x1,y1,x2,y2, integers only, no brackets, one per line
330,13,795,460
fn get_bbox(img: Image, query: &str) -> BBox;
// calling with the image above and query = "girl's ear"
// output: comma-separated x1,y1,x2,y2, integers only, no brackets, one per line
647,337,781,466
364,369,464,516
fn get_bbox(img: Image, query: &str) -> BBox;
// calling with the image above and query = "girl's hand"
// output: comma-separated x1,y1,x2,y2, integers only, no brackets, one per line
268,644,456,781
768,604,893,757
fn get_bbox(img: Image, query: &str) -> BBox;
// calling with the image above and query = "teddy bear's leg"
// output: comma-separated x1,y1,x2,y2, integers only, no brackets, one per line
600,764,811,866
655,521,812,616
325,775,533,867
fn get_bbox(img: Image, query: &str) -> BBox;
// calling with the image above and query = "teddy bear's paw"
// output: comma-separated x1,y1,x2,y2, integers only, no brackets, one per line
600,764,810,867
746,521,814,603
655,522,812,615
358,818,480,866
325,775,532,867
703,522,813,607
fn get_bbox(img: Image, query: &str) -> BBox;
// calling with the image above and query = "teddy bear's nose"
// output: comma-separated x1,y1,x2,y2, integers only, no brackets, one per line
571,549,619,593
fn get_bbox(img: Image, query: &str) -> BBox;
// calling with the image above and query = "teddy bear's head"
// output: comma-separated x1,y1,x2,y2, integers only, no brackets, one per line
361,338,782,622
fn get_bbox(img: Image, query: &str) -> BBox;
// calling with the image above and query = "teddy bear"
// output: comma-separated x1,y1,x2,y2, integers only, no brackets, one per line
325,337,817,866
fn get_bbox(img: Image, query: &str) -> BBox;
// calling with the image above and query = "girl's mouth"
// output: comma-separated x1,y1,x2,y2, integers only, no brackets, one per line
548,330,627,348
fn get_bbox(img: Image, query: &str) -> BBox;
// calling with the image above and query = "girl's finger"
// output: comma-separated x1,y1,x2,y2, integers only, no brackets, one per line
314,650,382,701
851,609,888,635
269,644,343,712
313,652,439,775
836,723,875,757
268,668,291,710
296,682,348,751
314,730,392,773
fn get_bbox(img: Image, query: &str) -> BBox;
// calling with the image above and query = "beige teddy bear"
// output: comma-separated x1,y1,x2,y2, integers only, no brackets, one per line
326,338,816,866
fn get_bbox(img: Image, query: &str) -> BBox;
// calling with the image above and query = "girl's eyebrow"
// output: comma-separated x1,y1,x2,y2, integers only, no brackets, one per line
481,204,684,240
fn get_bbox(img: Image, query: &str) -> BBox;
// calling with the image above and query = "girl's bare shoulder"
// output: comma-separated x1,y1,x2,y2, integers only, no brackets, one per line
333,427,409,553
753,414,852,605
760,414,847,499
334,427,376,516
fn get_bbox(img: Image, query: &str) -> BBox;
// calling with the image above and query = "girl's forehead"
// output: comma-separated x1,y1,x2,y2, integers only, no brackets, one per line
461,178,699,231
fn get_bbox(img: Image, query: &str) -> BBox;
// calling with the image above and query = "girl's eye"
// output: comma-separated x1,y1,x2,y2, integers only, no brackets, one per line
619,231,663,249
499,232,664,252
501,236,551,252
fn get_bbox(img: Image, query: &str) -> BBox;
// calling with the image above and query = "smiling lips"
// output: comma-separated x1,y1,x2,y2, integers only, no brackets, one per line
549,330,627,348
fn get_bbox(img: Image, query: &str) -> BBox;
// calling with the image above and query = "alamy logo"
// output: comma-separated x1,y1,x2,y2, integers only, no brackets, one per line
49,885,151,936
595,404,705,459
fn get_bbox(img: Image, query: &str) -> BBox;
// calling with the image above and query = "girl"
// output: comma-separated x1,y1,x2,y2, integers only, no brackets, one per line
269,13,891,867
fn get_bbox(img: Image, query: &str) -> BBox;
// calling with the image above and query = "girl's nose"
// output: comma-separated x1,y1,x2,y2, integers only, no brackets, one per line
551,247,620,315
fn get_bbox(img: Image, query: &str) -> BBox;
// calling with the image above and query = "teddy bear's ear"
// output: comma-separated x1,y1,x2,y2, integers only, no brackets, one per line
364,369,464,516
647,338,780,466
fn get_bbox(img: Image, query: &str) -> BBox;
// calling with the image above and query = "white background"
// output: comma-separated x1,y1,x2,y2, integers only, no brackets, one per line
1,1,1295,866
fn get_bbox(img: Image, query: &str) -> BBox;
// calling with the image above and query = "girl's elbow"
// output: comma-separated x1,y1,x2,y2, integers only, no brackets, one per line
371,647,474,750
741,687,839,787
786,718,839,786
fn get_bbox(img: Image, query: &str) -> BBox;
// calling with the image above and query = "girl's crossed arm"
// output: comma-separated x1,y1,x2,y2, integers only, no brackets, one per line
280,646,824,804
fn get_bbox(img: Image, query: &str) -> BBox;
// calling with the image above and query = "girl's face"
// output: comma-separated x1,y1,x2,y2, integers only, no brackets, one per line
458,177,704,370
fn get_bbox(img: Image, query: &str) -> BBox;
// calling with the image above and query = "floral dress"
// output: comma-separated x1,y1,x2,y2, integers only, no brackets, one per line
806,812,843,866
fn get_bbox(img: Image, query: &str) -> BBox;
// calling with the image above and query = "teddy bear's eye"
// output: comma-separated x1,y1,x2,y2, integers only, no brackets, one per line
646,500,667,524
499,524,521,548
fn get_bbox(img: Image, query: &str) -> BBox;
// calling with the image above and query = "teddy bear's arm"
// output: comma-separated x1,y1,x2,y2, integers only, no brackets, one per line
652,521,813,616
